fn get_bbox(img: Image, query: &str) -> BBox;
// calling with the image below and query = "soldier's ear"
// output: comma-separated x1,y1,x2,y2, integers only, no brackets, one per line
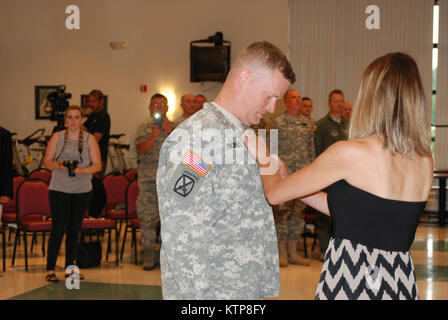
237,68,252,88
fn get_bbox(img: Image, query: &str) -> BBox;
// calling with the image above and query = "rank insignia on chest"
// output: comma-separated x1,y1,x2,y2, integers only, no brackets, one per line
182,150,211,176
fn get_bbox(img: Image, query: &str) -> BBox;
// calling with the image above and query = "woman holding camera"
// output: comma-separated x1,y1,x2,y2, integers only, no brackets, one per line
43,105,101,282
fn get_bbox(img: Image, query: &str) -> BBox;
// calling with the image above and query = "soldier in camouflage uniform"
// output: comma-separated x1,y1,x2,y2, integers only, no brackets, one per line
270,89,314,267
156,41,296,299
301,97,316,125
135,93,175,270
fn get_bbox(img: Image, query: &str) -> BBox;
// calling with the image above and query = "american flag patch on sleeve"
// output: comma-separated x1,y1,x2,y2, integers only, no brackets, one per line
182,150,211,176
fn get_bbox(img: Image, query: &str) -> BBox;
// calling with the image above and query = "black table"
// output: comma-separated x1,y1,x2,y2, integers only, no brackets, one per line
434,170,448,226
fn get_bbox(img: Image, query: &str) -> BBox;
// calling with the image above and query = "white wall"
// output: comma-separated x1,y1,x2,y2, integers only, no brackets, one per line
0,0,289,143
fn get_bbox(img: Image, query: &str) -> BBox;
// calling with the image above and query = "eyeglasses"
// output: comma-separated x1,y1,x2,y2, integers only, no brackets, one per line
152,102,166,107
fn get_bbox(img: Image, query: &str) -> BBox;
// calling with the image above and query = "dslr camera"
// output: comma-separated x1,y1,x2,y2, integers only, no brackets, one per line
63,160,79,177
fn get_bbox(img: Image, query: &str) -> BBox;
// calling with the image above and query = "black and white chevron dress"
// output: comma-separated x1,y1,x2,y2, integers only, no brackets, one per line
315,180,425,300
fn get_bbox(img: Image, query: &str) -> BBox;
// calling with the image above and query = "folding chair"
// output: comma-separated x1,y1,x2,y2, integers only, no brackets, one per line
103,174,129,234
2,176,26,243
28,170,52,253
124,168,138,182
13,179,52,271
29,168,52,184
120,180,140,264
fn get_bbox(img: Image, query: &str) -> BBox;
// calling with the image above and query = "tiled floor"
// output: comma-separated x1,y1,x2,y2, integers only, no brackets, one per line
1,221,447,300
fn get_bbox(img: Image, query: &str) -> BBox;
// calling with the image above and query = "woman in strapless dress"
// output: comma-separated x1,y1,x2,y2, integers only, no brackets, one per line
246,52,433,300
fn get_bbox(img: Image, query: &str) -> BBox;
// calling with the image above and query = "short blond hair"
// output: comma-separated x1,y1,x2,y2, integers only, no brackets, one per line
231,41,296,84
349,52,431,158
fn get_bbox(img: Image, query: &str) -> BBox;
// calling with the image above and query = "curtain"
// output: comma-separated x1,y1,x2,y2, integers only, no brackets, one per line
435,0,448,169
288,0,433,123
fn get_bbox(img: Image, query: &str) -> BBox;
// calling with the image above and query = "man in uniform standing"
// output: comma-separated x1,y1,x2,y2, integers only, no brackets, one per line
157,41,295,299
135,93,175,270
270,89,313,267
313,89,348,156
301,97,316,125
313,89,348,261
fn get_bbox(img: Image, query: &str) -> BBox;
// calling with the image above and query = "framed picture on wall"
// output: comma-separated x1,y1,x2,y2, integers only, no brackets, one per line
35,85,58,119
81,94,108,117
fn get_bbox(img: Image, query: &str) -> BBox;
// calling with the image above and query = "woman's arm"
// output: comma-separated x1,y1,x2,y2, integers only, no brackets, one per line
43,132,66,171
74,133,102,175
301,192,330,216
264,142,350,204
245,132,351,210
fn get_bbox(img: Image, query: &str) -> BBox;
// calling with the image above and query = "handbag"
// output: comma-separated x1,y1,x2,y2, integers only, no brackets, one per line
76,240,102,268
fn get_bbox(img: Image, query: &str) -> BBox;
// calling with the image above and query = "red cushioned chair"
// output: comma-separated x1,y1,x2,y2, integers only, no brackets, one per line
29,168,52,184
124,168,138,182
81,207,119,266
12,179,52,271
120,180,140,264
28,170,52,253
2,176,26,243
103,174,129,234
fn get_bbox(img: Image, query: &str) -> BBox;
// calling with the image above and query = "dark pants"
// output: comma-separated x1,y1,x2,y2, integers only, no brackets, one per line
46,190,92,271
100,159,107,178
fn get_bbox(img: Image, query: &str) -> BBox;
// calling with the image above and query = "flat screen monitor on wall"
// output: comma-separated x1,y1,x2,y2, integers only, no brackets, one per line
190,41,231,83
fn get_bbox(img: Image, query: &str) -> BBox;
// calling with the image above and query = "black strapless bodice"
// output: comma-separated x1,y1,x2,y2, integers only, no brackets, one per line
327,179,426,252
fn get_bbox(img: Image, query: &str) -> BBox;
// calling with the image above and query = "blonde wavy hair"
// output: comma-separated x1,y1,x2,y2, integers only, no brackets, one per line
349,52,431,159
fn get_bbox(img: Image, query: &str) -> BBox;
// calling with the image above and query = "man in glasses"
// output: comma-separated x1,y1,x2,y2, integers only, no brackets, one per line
135,93,175,270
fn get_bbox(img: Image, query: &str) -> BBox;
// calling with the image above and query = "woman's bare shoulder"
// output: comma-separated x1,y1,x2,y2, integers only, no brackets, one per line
324,138,369,161
49,130,61,143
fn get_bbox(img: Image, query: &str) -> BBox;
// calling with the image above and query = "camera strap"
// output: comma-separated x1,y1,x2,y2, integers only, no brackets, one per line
55,130,83,163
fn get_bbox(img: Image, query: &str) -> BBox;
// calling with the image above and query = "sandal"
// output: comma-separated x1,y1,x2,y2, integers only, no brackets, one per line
65,271,85,280
45,273,59,282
